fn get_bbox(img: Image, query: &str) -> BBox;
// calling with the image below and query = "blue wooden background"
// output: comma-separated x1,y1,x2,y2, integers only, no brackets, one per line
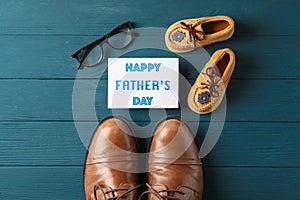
0,0,299,199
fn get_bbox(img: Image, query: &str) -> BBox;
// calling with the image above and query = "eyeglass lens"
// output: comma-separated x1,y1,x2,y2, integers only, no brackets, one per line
107,27,132,49
82,45,104,67
81,26,133,67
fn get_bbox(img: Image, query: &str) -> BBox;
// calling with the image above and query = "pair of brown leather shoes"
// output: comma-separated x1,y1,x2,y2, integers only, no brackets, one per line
84,117,203,200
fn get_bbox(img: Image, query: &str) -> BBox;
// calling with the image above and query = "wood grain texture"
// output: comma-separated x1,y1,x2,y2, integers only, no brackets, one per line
0,35,299,79
0,0,299,36
0,122,299,167
0,166,298,200
0,79,299,121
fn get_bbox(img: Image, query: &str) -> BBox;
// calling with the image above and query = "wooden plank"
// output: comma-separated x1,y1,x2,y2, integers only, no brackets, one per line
0,79,299,122
0,166,298,199
0,122,299,167
0,35,299,79
0,0,299,36
203,167,300,200
0,166,85,199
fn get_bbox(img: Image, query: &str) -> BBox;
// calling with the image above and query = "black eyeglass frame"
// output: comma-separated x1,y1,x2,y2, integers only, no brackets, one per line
72,21,134,69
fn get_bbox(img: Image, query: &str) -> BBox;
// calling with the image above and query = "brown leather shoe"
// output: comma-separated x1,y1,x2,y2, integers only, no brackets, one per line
84,117,140,200
142,118,203,200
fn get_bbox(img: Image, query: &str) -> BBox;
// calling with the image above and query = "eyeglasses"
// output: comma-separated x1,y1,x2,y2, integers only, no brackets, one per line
72,21,134,69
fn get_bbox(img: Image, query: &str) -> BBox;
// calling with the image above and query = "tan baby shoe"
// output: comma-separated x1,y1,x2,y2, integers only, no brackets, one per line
188,48,235,114
165,16,234,53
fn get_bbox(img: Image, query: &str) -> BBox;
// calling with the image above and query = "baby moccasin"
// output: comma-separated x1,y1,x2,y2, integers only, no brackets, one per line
165,16,234,53
188,48,235,114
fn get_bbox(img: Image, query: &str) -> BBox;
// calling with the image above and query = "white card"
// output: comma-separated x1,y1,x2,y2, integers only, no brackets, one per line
108,58,179,109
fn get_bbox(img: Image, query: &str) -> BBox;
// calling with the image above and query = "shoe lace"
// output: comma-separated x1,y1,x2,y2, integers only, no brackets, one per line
180,21,205,47
93,183,143,200
138,183,201,200
200,66,222,98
